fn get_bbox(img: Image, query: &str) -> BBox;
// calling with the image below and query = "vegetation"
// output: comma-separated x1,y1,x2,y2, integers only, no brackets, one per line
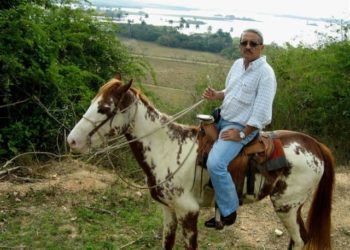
0,0,145,161
117,23,233,54
266,41,350,161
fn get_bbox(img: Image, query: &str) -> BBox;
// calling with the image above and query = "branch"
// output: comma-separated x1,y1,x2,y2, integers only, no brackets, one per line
120,236,143,249
32,95,70,130
0,166,22,176
0,98,30,109
1,151,69,169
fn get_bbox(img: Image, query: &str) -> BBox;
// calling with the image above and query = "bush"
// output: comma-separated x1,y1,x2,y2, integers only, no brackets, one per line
0,1,146,161
266,41,350,162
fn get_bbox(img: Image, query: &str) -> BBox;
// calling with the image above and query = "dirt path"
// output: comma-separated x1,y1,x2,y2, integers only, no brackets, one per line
0,161,349,249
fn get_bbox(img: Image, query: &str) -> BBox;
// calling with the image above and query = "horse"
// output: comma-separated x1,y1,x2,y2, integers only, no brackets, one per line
67,75,335,250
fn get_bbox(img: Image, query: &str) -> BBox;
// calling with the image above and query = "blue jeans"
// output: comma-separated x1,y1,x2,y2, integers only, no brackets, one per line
206,118,258,217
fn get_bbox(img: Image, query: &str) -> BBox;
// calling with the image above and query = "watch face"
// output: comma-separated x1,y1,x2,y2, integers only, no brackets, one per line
240,131,245,139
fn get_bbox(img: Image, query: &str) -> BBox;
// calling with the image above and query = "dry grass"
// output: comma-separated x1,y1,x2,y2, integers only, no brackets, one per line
122,38,232,64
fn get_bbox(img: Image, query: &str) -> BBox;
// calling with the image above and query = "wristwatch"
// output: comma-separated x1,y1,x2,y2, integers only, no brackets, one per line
239,131,246,139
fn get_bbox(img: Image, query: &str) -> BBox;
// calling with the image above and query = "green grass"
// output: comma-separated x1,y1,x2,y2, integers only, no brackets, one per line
0,183,163,249
0,183,246,249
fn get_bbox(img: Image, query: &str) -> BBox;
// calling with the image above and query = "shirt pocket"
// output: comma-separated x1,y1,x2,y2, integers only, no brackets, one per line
235,83,256,104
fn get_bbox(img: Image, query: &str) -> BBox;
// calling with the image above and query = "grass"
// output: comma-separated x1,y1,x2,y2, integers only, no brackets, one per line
0,181,164,249
0,177,245,249
121,38,232,64
3,158,348,249
121,38,231,113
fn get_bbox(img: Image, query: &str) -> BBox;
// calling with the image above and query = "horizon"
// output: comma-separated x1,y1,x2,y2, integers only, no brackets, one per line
91,0,350,20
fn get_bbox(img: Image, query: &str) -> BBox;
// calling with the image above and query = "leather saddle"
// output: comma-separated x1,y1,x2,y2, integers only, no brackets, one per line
196,115,287,201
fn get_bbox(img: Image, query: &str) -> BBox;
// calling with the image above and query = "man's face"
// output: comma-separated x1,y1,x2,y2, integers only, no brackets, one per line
240,32,264,63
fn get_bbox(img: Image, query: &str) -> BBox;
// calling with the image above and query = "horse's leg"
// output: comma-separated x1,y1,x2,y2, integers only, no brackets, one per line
272,202,307,250
162,205,178,250
175,199,199,250
178,210,199,250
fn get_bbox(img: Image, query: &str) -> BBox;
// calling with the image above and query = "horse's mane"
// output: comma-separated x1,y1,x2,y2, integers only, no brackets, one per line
94,78,153,108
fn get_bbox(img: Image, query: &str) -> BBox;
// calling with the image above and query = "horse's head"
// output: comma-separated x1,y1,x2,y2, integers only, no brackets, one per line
67,74,137,153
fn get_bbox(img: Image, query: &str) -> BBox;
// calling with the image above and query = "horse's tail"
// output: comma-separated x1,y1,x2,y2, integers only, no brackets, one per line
305,142,335,250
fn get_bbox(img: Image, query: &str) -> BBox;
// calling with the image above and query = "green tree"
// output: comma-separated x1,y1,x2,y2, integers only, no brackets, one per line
0,1,145,160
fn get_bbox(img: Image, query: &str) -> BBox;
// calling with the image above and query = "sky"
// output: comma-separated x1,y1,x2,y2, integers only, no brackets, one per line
141,0,350,19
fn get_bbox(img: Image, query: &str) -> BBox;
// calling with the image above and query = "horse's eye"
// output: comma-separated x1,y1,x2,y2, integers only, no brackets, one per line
98,105,111,115
200,128,205,136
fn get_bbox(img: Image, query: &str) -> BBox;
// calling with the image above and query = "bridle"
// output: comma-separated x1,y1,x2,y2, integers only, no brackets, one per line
83,92,138,146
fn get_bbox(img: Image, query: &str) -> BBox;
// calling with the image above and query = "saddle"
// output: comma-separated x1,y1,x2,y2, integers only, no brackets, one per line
196,115,288,201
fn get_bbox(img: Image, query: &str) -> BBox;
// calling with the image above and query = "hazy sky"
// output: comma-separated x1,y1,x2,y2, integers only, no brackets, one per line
141,0,350,18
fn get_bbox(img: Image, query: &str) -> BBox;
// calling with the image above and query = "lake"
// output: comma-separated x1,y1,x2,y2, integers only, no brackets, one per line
115,7,342,46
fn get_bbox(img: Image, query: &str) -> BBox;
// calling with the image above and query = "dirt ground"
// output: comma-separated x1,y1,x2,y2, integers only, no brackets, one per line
0,160,349,249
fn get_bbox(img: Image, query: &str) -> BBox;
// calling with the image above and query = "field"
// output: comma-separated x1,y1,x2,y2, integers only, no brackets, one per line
123,38,231,110
1,40,349,249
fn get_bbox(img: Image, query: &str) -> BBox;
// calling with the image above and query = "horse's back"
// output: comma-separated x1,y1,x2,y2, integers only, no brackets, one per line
271,130,327,202
273,130,326,166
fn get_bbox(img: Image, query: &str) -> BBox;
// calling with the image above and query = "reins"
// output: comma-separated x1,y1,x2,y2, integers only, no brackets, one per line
106,132,199,190
85,93,204,190
94,98,204,154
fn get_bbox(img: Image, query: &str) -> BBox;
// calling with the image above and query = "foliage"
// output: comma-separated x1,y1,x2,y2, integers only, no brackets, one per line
0,1,146,161
220,37,241,59
117,23,233,53
265,40,350,161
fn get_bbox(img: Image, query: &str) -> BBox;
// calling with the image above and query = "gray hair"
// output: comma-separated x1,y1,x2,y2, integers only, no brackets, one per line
241,28,264,44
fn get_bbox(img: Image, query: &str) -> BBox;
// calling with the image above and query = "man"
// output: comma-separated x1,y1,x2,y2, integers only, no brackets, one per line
202,29,277,228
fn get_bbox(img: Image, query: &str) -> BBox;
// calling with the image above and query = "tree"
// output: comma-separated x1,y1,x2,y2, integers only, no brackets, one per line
0,1,145,160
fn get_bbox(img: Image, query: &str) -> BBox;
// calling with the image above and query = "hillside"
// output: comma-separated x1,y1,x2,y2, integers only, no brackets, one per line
121,38,231,109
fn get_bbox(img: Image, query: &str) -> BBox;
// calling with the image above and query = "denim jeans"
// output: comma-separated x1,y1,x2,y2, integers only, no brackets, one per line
206,118,258,217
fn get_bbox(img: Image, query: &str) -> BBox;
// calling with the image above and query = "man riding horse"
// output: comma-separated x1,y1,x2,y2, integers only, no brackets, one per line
202,28,277,227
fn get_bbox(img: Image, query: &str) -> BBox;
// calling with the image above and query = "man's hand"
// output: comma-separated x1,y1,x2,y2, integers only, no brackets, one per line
202,87,224,101
220,129,241,141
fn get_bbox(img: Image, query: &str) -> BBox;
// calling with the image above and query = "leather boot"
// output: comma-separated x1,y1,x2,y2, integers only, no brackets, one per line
204,211,237,229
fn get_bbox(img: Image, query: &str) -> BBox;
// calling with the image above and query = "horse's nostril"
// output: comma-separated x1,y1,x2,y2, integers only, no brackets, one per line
68,138,77,148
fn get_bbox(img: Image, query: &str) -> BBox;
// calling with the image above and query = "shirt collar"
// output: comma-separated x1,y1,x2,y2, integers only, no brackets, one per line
244,56,266,71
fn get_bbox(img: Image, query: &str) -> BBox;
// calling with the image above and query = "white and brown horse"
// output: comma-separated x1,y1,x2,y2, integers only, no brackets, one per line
67,76,335,250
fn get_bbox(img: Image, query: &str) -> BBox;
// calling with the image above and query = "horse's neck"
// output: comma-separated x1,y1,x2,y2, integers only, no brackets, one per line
131,101,197,146
125,100,198,170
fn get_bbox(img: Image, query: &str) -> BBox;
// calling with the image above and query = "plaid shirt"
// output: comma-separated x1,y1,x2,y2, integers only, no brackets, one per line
221,56,277,129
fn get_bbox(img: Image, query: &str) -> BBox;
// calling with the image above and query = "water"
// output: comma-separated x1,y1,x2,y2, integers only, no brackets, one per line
116,7,342,46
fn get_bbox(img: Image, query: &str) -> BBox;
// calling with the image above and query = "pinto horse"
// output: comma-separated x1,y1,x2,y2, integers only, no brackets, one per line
67,76,335,250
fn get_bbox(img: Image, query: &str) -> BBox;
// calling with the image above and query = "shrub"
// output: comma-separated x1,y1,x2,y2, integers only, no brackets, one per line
0,1,146,161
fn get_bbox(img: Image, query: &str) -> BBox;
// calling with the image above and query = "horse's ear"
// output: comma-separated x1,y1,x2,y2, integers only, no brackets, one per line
117,79,133,94
114,73,122,80
126,79,133,90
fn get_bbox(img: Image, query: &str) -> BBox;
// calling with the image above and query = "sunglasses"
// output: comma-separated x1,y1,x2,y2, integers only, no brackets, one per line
240,40,262,48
